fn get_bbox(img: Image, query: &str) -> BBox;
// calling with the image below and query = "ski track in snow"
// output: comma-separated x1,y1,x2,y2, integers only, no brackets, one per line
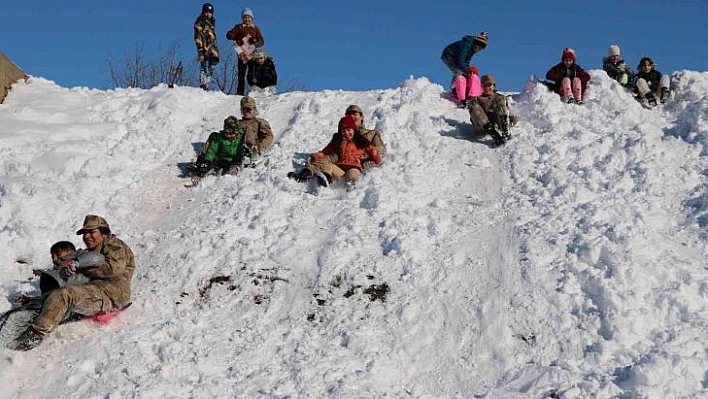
0,72,706,398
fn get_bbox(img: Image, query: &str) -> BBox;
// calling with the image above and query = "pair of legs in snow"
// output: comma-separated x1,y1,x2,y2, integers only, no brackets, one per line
289,158,362,187
441,57,482,107
635,75,671,106
559,77,586,104
468,93,511,145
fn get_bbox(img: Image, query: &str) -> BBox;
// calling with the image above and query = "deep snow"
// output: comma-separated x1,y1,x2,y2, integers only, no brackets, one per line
0,70,706,398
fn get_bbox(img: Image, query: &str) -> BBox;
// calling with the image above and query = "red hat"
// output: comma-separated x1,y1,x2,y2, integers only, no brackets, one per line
338,115,357,133
562,47,576,62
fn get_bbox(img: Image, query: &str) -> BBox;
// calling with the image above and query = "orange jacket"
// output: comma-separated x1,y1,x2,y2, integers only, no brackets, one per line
312,133,381,169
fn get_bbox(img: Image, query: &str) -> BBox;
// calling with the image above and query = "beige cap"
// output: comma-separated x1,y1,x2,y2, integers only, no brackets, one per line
76,215,110,235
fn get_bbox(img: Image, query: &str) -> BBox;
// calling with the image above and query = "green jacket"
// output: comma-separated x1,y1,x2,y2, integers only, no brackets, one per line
204,130,246,164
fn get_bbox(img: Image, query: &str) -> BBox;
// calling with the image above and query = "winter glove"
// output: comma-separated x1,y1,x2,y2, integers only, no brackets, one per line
57,259,79,277
197,162,210,175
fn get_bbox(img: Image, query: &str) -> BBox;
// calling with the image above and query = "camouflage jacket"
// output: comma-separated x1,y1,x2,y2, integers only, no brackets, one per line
194,15,219,60
239,117,273,152
83,235,135,306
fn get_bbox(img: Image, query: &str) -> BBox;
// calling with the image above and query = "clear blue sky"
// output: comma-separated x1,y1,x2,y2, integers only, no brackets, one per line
2,1,707,93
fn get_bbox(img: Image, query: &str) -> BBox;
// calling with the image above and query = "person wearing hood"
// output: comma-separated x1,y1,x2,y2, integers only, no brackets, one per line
441,32,488,108
226,7,265,95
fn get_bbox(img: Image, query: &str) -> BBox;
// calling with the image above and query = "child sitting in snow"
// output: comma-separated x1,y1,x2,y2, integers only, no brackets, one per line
15,241,104,306
546,47,591,105
287,115,382,187
634,57,671,106
602,45,634,88
193,116,247,177
468,74,512,146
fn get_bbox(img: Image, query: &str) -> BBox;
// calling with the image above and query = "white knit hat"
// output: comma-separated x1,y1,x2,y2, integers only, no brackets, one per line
608,45,620,57
242,8,254,18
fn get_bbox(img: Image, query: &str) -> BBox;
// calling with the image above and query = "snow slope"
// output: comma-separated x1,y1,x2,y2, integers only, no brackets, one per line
0,71,706,398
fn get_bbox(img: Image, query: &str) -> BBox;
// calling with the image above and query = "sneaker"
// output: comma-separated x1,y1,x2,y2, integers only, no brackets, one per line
457,99,468,109
574,99,584,105
314,172,331,187
9,326,45,351
645,92,658,107
660,89,670,104
560,96,574,104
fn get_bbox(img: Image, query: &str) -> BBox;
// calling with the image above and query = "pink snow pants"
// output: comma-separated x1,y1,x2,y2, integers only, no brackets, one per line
454,74,482,103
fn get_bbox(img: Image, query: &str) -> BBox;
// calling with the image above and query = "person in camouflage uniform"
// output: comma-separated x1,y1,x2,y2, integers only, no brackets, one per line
238,96,274,165
344,104,386,169
10,215,135,351
194,3,220,90
194,116,248,177
468,74,511,146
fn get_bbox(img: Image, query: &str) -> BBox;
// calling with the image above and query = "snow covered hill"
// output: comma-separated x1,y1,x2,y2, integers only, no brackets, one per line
0,71,706,398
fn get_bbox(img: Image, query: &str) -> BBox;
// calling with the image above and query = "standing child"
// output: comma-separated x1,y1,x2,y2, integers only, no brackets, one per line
634,57,671,106
441,32,488,108
546,47,591,104
194,3,220,90
226,8,265,96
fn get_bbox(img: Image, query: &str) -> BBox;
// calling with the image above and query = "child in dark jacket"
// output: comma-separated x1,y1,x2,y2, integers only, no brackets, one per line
546,47,591,105
247,49,277,93
634,57,671,106
602,45,633,87
441,32,488,107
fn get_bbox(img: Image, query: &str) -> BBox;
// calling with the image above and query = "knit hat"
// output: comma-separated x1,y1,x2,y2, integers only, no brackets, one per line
562,47,576,62
202,3,214,14
240,96,256,110
338,115,357,133
473,32,488,49
223,116,239,131
242,8,254,18
481,74,495,86
76,215,110,235
345,104,364,115
608,45,620,57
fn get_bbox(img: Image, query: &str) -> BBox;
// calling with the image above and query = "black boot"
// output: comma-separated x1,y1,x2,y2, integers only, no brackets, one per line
484,122,505,145
287,168,312,182
315,172,332,187
10,326,45,351
497,115,511,141
645,92,657,107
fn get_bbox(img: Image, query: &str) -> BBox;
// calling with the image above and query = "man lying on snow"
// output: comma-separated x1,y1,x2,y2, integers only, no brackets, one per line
9,215,135,351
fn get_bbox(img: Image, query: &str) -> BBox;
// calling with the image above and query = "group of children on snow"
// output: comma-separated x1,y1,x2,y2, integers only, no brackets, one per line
441,33,673,144
194,4,276,94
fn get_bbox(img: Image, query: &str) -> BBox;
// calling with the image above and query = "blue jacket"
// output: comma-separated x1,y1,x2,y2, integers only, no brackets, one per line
441,36,478,72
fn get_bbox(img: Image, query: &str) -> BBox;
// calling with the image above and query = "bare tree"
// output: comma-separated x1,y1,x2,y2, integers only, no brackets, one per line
106,42,307,94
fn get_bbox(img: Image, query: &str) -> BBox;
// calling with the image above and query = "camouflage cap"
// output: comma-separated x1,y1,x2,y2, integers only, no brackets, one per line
223,115,239,131
76,215,110,235
481,74,495,86
345,104,364,115
240,96,256,110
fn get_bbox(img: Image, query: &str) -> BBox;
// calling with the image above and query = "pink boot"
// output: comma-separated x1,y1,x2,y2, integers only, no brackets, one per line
467,73,482,98
454,75,467,105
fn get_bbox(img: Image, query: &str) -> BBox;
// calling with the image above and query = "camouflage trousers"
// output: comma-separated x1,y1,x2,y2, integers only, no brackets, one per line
31,284,114,334
468,93,509,134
